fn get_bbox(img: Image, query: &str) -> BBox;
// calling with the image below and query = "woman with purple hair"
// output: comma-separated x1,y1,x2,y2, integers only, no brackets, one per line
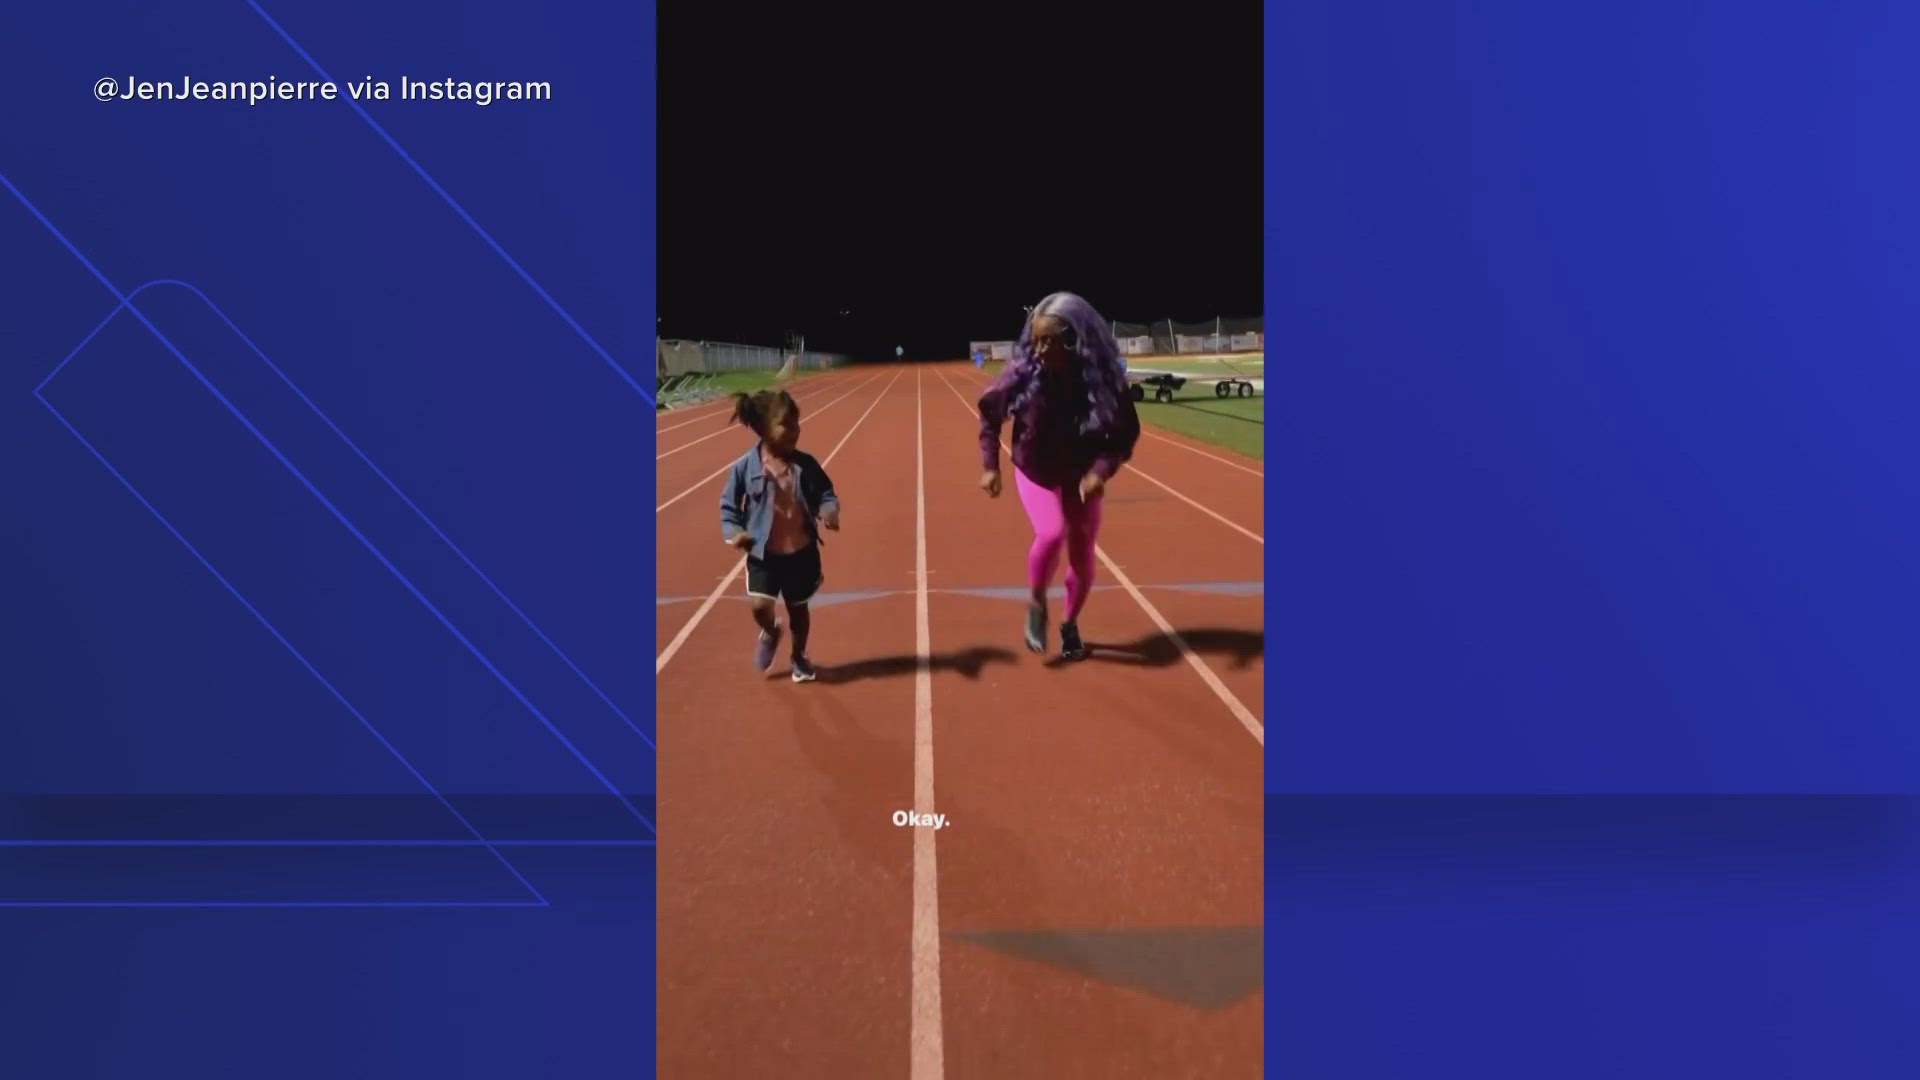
978,292,1141,661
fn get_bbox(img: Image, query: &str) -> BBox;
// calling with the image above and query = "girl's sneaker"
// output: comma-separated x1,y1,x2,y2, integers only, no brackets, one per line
755,622,783,672
1025,603,1047,653
791,656,818,683
1059,621,1088,662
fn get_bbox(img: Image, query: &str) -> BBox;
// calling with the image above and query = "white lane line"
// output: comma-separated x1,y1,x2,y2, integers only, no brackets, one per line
655,392,755,434
656,422,735,461
934,366,1263,743
1138,428,1265,477
655,371,886,514
911,364,945,1080
953,367,1262,543
655,368,902,674
655,397,738,433
1128,466,1263,545
1087,550,1265,744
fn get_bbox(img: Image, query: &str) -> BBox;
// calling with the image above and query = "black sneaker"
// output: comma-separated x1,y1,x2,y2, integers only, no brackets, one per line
1025,603,1047,653
1059,621,1088,662
791,655,818,683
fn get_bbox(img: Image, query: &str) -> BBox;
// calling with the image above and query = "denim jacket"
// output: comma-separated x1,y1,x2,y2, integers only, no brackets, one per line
719,445,839,560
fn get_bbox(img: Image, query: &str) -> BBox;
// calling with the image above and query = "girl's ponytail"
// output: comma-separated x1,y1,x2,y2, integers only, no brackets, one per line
730,391,764,436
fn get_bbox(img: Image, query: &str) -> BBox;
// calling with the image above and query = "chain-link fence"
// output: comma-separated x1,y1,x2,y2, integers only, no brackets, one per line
1111,322,1158,356
977,316,1262,360
656,339,851,377
1163,316,1264,355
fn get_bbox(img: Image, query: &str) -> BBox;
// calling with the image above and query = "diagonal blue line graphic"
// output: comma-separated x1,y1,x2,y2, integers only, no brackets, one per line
0,164,653,833
2,167,655,904
33,284,654,836
246,0,654,406
45,281,654,752
24,393,547,908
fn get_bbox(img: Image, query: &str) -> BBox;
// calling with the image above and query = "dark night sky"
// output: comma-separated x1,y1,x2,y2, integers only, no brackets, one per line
658,4,1263,361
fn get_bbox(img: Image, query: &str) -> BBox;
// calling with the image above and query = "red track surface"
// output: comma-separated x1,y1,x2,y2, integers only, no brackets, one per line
657,363,1264,1078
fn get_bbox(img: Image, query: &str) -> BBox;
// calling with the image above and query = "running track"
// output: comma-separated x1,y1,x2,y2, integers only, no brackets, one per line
657,363,1264,1078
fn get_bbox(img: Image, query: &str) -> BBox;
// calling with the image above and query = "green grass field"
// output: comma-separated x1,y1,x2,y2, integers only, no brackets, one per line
1131,355,1265,379
657,367,833,408
1133,393,1264,459
978,354,1264,461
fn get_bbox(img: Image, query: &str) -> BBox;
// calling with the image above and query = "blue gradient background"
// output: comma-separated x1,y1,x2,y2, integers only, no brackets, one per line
1270,0,1920,792
1270,796,1920,1077
1268,1,1920,1076
10,0,1920,1075
2,1,651,1075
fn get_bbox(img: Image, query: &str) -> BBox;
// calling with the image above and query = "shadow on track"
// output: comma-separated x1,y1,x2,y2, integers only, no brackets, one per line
810,646,1019,685
1043,627,1264,670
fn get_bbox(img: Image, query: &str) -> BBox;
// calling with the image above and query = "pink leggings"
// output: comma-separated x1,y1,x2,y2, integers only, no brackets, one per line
1014,466,1104,622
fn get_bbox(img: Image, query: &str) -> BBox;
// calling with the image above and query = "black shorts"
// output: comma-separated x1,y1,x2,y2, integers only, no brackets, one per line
746,543,822,604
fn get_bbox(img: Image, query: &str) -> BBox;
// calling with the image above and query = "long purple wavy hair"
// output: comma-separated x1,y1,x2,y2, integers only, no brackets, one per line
989,291,1132,439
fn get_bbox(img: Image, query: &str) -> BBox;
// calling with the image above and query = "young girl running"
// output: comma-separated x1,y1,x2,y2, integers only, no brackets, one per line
978,292,1141,661
719,388,840,681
